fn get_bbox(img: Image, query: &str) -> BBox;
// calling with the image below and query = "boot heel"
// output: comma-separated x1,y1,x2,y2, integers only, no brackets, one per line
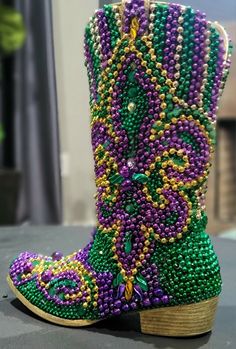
139,296,218,337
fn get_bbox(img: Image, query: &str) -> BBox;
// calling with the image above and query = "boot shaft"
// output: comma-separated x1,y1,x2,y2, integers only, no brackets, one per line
84,1,232,242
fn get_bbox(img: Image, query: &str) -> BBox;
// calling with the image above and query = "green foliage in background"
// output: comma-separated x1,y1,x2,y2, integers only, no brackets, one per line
0,4,26,55
0,124,4,142
0,4,26,145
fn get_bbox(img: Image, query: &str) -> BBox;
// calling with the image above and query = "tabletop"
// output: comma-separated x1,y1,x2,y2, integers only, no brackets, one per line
0,226,235,349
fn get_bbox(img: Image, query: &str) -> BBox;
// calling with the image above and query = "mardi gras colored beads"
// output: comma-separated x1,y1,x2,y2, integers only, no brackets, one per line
9,1,231,321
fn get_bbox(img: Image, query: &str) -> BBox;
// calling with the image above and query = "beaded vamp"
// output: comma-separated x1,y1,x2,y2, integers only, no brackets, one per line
9,0,232,321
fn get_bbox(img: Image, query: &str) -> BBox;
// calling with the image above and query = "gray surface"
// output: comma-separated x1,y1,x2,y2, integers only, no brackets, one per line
0,226,236,349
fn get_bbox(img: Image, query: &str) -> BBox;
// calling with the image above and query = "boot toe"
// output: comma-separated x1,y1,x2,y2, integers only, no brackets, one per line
9,251,46,286
7,250,100,322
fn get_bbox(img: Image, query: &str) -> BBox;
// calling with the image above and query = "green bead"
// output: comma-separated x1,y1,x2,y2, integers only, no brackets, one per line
125,204,135,214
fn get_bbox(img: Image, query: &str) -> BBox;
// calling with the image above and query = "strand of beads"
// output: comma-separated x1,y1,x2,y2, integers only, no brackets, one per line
208,36,226,120
84,39,97,102
103,5,121,50
202,26,220,118
86,18,101,101
122,0,148,36
152,3,168,65
93,12,102,64
197,24,211,110
148,2,155,38
163,3,182,79
173,8,185,84
187,10,207,107
96,9,112,69
113,4,123,36
175,7,195,101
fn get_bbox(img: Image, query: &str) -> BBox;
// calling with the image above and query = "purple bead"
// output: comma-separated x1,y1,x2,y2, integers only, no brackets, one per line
41,270,53,283
143,298,151,307
130,302,138,310
154,288,164,297
113,308,121,316
51,251,63,261
23,262,33,274
152,297,161,305
161,295,169,304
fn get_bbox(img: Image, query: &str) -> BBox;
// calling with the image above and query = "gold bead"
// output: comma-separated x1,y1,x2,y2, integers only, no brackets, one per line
150,135,156,141
141,224,146,231
161,102,167,109
150,164,156,170
160,112,166,119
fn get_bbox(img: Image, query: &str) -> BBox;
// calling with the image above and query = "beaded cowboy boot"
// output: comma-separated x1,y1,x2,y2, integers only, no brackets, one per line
7,0,232,337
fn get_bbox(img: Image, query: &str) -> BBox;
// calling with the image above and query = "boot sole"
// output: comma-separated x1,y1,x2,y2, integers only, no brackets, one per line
7,274,218,336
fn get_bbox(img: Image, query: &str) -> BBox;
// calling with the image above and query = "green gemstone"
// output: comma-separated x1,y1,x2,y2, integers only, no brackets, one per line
128,71,136,82
128,87,138,97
